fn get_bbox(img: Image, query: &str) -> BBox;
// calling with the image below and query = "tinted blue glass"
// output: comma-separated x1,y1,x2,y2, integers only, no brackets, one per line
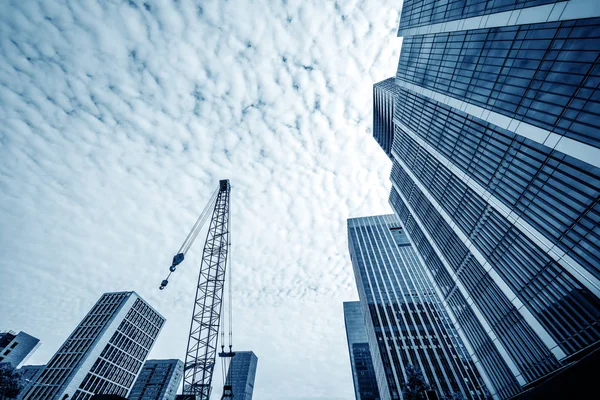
397,19,600,147
399,1,563,32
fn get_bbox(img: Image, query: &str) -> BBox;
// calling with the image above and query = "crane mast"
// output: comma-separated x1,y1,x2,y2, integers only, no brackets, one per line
183,179,230,399
162,179,232,400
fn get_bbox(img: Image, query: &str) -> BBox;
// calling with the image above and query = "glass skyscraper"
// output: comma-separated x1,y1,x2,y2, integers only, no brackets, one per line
343,301,380,400
371,1,600,398
129,359,183,400
348,215,488,400
0,331,40,369
19,291,165,400
373,78,401,159
225,351,257,400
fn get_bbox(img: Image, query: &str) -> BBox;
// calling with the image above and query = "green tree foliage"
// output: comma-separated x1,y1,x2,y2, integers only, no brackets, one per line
0,363,23,399
402,364,431,400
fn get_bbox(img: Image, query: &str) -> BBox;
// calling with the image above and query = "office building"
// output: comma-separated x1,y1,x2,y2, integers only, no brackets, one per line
343,301,380,400
348,215,488,400
19,291,165,400
18,365,45,391
128,359,183,400
0,331,40,369
373,77,401,159
225,351,257,400
370,1,600,398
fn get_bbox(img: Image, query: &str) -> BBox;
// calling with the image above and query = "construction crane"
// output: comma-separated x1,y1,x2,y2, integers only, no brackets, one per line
160,179,235,400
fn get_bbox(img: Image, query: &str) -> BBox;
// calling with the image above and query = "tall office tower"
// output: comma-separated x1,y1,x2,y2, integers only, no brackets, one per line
19,292,165,400
343,301,380,400
128,359,183,400
0,331,40,369
225,351,258,400
18,365,46,391
372,0,600,398
348,215,488,400
373,77,401,159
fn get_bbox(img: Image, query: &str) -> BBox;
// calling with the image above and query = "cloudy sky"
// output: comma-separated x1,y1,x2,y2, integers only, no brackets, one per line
0,0,400,398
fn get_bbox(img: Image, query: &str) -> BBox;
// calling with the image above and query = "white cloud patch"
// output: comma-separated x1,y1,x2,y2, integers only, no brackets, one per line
0,0,399,398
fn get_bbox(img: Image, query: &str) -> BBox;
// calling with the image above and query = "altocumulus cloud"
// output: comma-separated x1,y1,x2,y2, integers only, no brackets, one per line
0,0,399,398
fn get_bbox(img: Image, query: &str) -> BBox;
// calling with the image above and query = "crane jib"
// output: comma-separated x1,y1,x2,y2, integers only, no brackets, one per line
158,179,234,400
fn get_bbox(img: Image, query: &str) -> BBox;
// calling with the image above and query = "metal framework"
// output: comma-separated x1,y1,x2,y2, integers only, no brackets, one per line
182,179,231,400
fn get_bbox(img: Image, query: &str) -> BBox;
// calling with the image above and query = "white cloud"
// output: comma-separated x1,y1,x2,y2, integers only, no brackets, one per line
0,0,400,398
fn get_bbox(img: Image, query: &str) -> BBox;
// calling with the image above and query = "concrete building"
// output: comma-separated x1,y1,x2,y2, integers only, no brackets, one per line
18,364,45,392
128,359,183,400
370,1,600,398
343,301,380,400
0,331,40,369
348,215,488,400
19,291,165,400
225,351,257,400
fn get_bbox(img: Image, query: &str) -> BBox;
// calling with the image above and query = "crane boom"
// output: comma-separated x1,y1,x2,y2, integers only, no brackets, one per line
182,179,231,400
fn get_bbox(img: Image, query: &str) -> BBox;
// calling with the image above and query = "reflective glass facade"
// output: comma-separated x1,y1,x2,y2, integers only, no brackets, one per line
397,19,600,147
19,292,165,400
348,215,488,400
225,351,258,400
374,78,400,158
372,1,600,399
398,1,564,32
344,301,380,400
129,359,183,400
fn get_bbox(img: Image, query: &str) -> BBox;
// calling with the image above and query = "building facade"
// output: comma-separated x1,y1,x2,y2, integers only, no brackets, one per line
128,359,183,400
373,77,401,159
225,351,258,400
343,301,380,400
348,215,489,400
19,291,165,400
0,331,40,369
18,365,46,392
370,1,600,398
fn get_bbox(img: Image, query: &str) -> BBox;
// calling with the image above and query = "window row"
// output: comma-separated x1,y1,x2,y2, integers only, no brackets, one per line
391,190,522,399
394,87,600,281
398,0,562,32
389,175,559,381
397,18,600,147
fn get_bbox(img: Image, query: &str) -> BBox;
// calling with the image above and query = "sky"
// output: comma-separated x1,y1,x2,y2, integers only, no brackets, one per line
0,0,400,399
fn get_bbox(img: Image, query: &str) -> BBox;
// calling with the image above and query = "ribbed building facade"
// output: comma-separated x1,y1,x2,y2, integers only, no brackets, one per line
129,359,183,400
343,301,380,400
372,1,600,398
18,364,45,393
0,331,40,369
348,215,488,400
373,78,401,158
19,292,165,400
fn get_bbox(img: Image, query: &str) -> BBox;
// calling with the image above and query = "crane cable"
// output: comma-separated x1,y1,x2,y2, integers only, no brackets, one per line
179,188,219,255
160,187,219,289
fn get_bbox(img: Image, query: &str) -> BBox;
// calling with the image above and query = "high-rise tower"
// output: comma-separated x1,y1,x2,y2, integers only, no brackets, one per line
225,351,257,400
372,1,600,398
0,331,40,369
128,359,183,400
343,301,380,400
19,292,165,400
373,78,400,159
348,215,488,400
